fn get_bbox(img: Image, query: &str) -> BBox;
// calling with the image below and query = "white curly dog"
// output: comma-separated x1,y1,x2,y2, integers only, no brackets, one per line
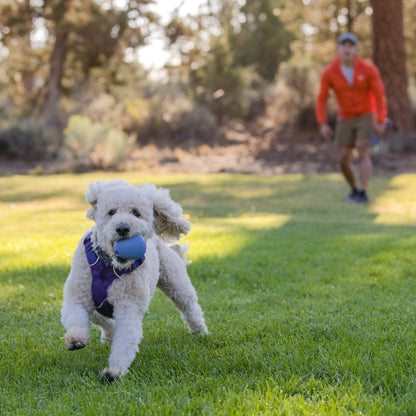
61,180,208,382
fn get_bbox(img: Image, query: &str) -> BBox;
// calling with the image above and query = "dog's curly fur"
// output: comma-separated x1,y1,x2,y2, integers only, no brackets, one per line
61,180,208,381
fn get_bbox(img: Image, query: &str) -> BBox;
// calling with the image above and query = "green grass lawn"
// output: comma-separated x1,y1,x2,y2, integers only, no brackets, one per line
1,172,416,415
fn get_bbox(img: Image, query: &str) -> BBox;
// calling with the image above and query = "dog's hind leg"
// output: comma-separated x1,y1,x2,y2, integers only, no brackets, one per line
91,311,115,342
158,244,208,335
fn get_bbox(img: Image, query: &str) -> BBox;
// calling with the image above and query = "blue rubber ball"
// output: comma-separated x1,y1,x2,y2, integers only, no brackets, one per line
114,234,146,260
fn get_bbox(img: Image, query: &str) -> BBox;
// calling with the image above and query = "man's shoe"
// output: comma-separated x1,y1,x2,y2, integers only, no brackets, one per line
355,190,369,203
346,189,360,203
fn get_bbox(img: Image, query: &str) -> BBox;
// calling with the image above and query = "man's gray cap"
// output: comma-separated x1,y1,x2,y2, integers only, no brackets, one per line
337,33,358,45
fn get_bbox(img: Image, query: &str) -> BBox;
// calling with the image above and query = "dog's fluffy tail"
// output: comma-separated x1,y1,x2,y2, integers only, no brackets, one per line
170,244,191,265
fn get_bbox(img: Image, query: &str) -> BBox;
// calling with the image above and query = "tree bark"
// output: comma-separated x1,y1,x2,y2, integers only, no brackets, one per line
370,0,415,133
37,0,71,146
39,28,68,130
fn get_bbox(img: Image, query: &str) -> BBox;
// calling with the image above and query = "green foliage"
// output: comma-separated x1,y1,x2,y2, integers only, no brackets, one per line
280,0,373,63
231,0,295,81
1,0,416,151
125,84,218,145
169,0,294,122
1,172,416,414
190,35,250,121
0,0,158,136
175,105,218,144
274,58,325,129
126,89,195,144
0,119,54,160
61,115,133,170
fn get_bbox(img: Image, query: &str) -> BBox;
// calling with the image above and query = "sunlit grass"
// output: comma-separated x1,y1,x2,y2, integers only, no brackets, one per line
370,174,416,224
1,172,416,415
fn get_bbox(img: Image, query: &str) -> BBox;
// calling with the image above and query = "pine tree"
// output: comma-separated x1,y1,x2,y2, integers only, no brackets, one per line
0,0,158,138
370,0,414,132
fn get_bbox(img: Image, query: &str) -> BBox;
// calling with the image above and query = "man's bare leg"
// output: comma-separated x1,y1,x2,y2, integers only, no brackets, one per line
338,145,357,190
355,139,372,192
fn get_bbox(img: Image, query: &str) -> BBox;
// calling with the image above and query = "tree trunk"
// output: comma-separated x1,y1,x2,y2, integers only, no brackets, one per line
370,0,415,133
39,28,68,125
38,0,70,146
37,28,68,150
346,0,353,33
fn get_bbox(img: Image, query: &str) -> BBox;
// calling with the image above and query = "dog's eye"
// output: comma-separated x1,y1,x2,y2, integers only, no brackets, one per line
132,209,141,218
108,209,116,216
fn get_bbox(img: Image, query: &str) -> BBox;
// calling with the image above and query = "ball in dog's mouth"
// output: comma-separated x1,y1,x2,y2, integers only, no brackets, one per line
113,234,146,261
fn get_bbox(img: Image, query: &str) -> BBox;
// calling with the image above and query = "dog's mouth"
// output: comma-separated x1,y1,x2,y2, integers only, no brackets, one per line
113,240,129,264
116,256,129,264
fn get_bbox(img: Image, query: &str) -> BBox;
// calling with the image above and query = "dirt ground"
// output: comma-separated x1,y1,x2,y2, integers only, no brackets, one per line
122,139,416,176
1,124,416,176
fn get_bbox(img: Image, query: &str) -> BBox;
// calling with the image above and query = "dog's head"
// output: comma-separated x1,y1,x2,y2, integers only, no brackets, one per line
85,180,190,267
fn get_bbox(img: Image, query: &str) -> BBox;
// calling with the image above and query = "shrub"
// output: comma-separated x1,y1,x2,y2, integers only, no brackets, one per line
173,105,219,145
61,115,133,170
274,58,328,130
0,119,54,161
127,91,194,145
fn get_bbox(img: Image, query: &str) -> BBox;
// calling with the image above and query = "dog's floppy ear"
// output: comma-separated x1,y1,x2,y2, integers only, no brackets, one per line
140,183,191,241
85,182,102,221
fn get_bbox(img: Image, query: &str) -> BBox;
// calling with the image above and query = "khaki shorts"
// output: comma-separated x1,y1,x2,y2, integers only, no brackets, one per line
335,113,373,147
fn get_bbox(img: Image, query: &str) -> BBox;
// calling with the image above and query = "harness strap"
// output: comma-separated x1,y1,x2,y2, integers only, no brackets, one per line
83,232,145,317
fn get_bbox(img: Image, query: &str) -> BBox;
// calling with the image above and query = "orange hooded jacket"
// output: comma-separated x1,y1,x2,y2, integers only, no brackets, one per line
316,55,387,125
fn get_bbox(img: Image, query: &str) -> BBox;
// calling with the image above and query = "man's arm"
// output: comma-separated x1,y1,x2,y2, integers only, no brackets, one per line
319,123,334,140
316,71,334,140
369,65,388,124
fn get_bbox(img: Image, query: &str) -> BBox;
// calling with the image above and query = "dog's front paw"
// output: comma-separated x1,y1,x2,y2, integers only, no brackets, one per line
101,368,120,384
67,341,86,350
65,339,87,350
191,328,209,336
189,322,209,335
64,330,89,350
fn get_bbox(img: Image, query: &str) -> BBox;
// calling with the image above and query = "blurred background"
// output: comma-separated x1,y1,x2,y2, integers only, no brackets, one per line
0,0,415,174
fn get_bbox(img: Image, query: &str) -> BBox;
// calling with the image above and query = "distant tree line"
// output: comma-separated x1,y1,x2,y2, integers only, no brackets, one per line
0,0,414,166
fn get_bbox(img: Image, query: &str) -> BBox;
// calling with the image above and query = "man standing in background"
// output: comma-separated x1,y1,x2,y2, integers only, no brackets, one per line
316,33,387,203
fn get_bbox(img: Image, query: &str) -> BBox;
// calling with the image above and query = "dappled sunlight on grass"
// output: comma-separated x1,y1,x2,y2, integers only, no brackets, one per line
370,174,416,225
0,235,77,271
227,213,292,229
2,197,85,211
223,186,278,200
1,205,90,236
195,213,291,231
186,214,291,260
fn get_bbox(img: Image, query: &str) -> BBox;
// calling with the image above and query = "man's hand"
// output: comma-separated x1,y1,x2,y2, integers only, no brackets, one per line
373,122,386,136
319,123,334,141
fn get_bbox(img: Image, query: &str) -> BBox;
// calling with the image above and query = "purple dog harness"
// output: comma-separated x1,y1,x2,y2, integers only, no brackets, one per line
84,232,145,318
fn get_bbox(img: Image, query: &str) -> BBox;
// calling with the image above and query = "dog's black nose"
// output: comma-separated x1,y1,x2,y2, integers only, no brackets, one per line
116,223,130,237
